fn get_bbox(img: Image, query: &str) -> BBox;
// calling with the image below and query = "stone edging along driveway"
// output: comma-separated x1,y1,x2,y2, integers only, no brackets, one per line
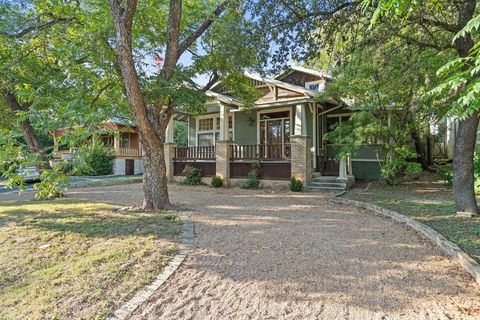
107,214,194,320
332,196,480,286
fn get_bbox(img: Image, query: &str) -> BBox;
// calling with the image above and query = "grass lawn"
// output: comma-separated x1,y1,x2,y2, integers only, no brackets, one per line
68,175,143,188
0,199,182,320
345,172,480,263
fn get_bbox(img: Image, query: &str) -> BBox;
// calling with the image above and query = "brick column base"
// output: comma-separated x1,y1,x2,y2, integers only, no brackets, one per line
290,135,312,187
164,143,176,182
215,140,231,187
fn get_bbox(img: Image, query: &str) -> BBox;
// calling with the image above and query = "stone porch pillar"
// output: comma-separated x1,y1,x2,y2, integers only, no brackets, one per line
291,103,312,186
216,103,232,186
216,140,232,186
291,135,312,186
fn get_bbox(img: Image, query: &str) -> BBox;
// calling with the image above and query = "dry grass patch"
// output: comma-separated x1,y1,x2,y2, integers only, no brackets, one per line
0,199,182,320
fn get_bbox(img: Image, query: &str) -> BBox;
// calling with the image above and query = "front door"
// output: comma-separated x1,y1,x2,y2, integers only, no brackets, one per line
259,111,291,159
317,107,352,175
125,159,135,175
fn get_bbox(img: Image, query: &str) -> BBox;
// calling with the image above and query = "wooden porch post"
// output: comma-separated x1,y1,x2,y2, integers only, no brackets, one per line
164,117,176,182
166,117,175,144
113,133,121,150
338,157,347,180
216,103,231,186
295,104,307,135
219,103,229,141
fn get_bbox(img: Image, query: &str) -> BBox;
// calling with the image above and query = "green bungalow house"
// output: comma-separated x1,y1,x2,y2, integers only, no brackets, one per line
165,66,383,191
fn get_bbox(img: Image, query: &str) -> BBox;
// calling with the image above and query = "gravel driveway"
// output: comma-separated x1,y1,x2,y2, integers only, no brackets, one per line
4,183,480,319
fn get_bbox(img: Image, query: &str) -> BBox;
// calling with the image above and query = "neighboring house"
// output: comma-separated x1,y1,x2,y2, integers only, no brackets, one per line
431,117,457,162
53,118,144,176
165,66,384,191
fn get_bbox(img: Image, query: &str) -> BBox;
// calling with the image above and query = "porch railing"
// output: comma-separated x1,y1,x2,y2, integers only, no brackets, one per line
231,144,291,161
174,146,216,160
114,147,142,157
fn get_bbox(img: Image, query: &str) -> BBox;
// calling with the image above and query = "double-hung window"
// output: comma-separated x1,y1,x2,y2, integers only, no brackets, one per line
197,115,233,146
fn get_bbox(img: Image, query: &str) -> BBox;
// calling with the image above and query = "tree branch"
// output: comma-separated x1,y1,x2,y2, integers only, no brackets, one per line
397,33,452,51
90,83,113,109
177,0,232,59
124,0,138,34
268,2,358,31
109,0,159,143
417,16,460,33
163,0,183,80
277,0,306,20
0,17,69,39
201,70,219,92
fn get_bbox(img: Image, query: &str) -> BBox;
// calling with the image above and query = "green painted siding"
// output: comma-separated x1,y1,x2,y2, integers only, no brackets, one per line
351,145,383,180
353,145,384,160
325,144,383,180
352,161,382,180
234,111,257,144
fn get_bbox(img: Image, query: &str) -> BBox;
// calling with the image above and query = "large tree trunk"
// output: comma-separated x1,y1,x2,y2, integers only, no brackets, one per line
141,133,171,210
453,112,479,214
2,90,51,170
109,0,228,210
109,0,176,210
412,130,430,170
452,0,478,215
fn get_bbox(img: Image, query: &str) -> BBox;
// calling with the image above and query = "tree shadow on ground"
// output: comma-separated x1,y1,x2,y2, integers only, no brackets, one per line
157,186,480,317
20,183,479,317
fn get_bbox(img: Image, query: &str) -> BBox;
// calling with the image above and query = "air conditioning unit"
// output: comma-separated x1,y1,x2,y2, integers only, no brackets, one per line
305,80,326,92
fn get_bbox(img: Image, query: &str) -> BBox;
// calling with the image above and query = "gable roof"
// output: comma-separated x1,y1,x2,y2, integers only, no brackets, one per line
244,72,319,98
274,65,332,81
108,117,137,127
205,65,341,108
205,91,243,106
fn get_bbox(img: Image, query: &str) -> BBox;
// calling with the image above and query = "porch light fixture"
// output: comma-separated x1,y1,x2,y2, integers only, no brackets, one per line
247,116,255,126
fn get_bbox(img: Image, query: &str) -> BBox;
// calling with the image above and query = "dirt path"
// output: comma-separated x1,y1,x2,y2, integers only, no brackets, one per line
4,183,480,319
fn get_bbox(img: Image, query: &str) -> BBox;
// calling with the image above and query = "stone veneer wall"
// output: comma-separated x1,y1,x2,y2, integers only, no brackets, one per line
215,140,231,186
290,135,312,186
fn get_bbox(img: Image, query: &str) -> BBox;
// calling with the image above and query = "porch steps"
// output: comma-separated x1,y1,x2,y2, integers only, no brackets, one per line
307,176,347,192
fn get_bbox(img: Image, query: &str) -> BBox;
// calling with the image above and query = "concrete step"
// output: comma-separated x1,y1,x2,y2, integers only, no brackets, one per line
311,177,347,183
308,174,347,192
309,182,347,188
312,172,322,178
307,186,346,192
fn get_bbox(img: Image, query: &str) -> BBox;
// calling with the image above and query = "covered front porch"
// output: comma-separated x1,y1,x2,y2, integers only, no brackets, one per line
164,101,356,188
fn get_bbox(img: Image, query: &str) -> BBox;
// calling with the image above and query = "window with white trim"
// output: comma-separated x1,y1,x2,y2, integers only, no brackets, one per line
325,113,351,144
197,115,233,146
